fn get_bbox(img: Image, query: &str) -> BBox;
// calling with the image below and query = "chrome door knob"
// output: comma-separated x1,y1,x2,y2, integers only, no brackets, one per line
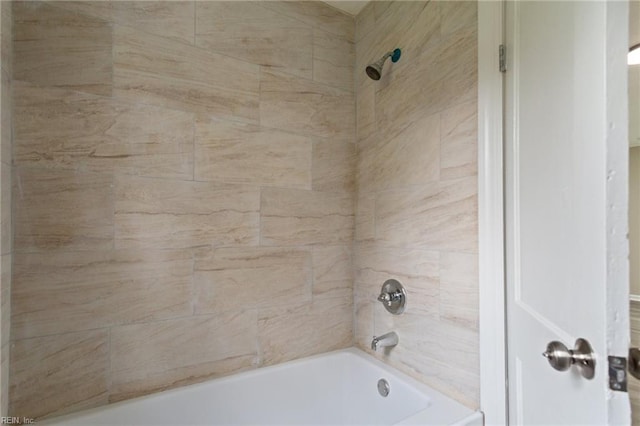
542,341,573,371
542,338,596,379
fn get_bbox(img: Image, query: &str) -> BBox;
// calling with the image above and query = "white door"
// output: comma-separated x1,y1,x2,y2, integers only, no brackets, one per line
504,1,630,424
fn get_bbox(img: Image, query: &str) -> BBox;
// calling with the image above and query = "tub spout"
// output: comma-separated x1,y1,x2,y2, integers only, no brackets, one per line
371,332,398,351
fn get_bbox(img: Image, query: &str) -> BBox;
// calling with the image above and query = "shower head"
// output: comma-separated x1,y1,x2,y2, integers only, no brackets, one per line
365,48,402,81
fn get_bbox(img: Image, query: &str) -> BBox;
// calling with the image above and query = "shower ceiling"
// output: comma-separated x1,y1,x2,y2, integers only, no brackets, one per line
322,1,369,16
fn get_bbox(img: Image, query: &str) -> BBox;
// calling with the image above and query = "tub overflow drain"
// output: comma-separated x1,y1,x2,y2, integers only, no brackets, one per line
377,378,390,397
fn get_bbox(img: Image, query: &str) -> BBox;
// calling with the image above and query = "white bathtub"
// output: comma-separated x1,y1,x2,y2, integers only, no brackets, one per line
43,348,483,426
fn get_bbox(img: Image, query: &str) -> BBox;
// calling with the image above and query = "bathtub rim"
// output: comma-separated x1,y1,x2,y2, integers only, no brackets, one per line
41,347,481,426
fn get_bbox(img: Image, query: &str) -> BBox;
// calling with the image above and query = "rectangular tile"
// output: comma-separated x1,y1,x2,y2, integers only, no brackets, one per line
112,1,195,45
114,25,258,95
11,249,193,339
195,117,311,189
54,2,196,45
373,60,442,145
260,70,355,139
367,1,434,61
440,100,477,181
110,312,257,401
10,330,109,419
375,25,475,143
312,138,355,193
114,68,259,124
113,26,259,122
14,168,113,252
313,29,354,91
375,312,479,408
436,26,478,116
261,1,354,42
312,245,352,300
258,298,353,366
375,177,478,252
14,82,194,180
195,2,312,80
439,1,477,37
194,247,312,313
358,112,440,193
355,242,439,317
375,303,471,366
115,175,260,249
440,251,479,329
13,1,112,96
392,1,440,65
260,188,354,246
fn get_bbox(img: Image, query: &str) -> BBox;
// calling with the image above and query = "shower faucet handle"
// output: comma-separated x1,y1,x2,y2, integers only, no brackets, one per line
377,292,391,303
377,279,406,315
377,291,401,304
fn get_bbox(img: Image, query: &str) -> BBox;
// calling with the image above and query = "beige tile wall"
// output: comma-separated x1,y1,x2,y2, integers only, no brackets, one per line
9,0,480,418
354,1,479,408
0,0,11,416
10,1,354,419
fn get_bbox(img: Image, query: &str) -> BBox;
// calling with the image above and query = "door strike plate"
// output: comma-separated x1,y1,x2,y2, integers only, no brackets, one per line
608,356,627,392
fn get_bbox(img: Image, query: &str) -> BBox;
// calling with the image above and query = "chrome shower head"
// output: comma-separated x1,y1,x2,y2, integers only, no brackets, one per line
365,48,402,81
